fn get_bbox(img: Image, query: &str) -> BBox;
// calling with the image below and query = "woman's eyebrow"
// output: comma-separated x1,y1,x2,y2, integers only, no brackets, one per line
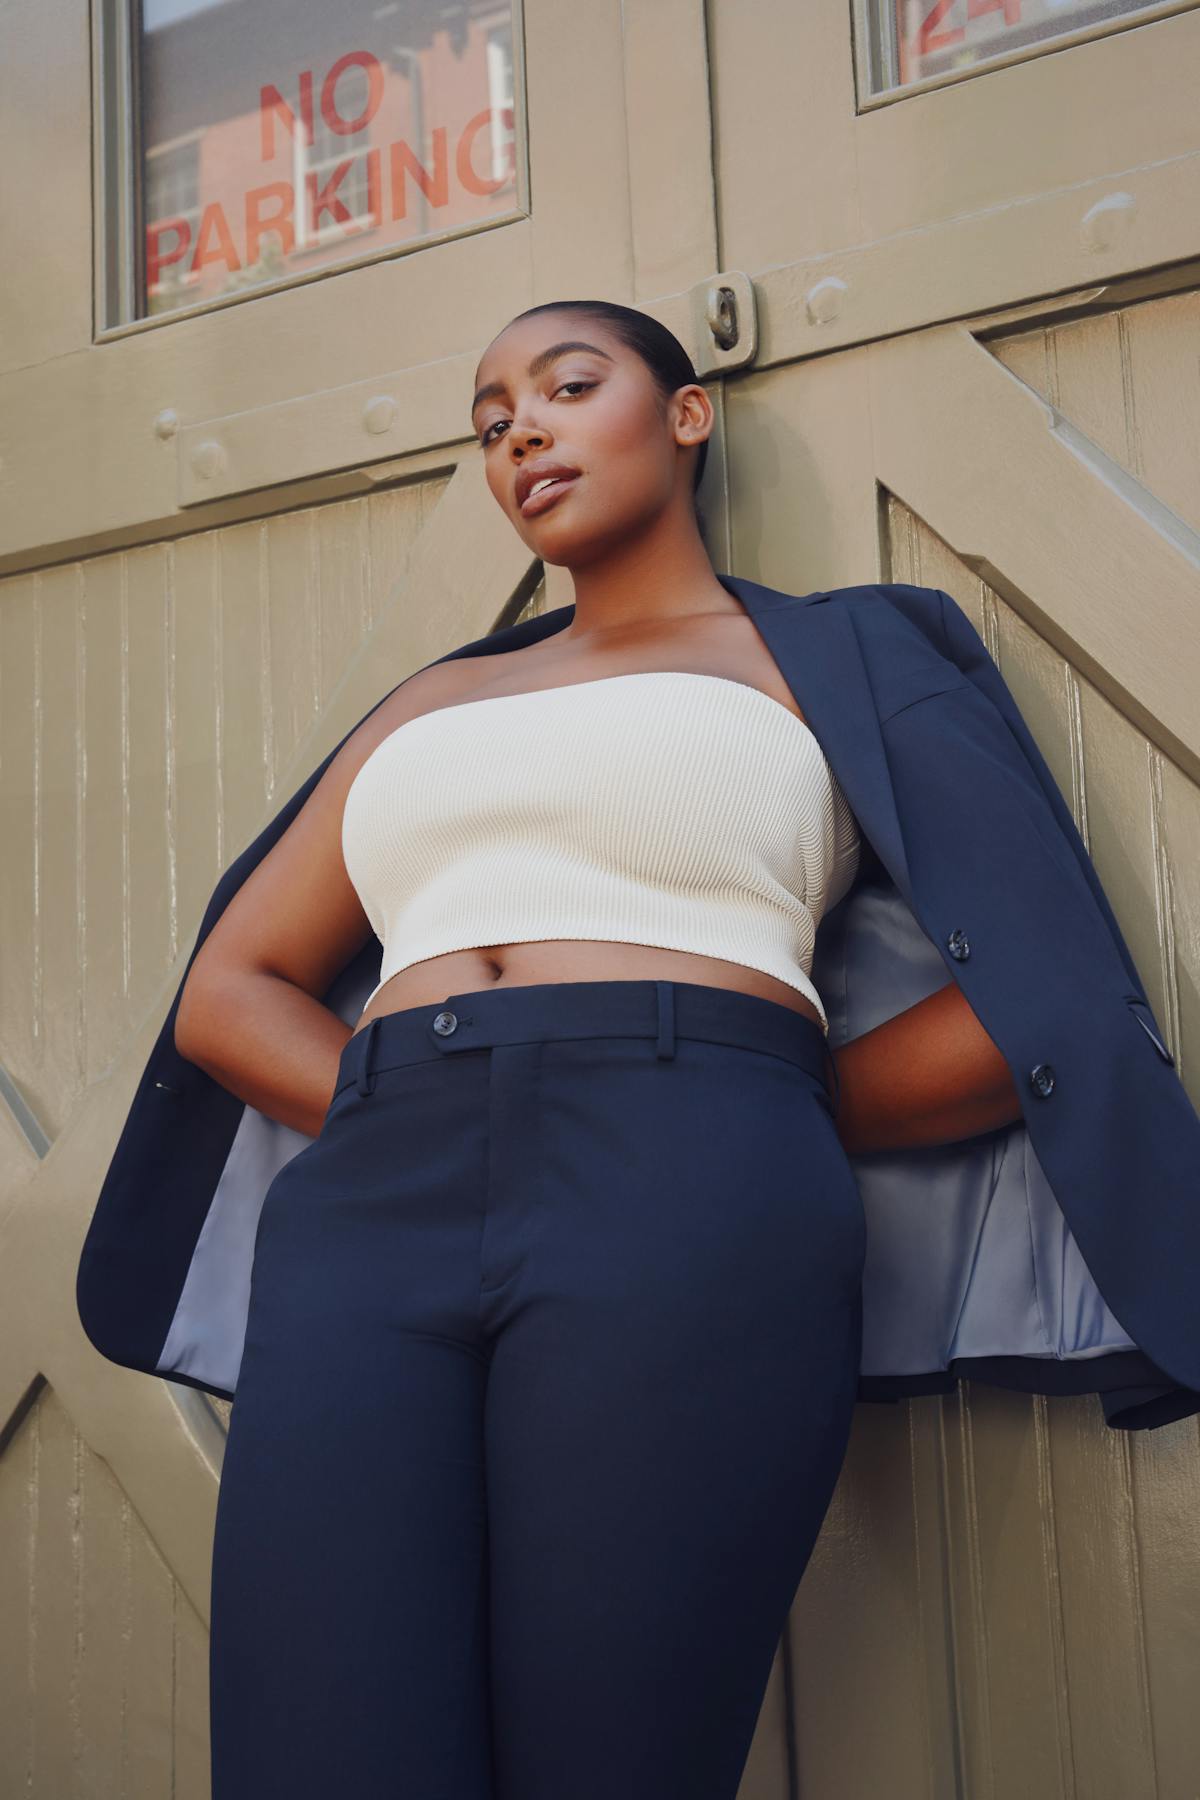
471,342,615,419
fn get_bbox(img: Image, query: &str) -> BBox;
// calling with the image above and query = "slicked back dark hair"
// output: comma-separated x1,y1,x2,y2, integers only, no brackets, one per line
500,299,709,500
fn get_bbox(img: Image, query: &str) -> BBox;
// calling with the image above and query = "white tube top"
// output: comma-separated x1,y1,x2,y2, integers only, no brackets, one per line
341,670,862,1032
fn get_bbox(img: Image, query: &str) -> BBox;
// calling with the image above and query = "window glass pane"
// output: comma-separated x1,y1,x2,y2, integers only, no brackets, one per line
866,0,1172,94
137,0,520,319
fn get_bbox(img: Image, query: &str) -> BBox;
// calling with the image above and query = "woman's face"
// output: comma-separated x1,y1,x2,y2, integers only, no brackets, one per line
471,314,707,566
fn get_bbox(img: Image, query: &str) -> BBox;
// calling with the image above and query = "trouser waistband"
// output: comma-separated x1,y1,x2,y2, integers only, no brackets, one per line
333,978,839,1111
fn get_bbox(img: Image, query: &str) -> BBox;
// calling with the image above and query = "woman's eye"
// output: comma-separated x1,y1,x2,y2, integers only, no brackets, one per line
479,380,595,445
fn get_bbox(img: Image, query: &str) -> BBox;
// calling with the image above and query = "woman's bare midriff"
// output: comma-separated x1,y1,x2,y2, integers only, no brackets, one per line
348,940,827,1036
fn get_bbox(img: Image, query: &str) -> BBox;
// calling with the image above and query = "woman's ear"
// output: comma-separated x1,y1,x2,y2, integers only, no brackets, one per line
673,382,714,451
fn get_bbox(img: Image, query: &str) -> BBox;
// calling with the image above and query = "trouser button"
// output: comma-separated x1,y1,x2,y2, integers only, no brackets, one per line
432,1010,458,1036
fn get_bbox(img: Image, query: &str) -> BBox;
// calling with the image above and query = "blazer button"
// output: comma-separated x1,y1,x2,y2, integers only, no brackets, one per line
947,928,971,961
433,1010,459,1036
1029,1063,1056,1098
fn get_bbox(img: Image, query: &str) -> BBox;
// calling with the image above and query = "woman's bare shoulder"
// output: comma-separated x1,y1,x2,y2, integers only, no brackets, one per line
352,637,565,739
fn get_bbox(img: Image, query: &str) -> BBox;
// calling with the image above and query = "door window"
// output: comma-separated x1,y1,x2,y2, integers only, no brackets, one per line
861,0,1183,96
121,0,523,321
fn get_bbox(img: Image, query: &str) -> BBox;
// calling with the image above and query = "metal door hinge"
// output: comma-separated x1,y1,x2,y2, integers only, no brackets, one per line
688,271,758,375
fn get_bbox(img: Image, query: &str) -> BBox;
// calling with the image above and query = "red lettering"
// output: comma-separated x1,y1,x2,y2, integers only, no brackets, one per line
146,218,191,290
917,0,962,55
457,109,509,198
190,202,241,276
321,50,384,135
305,161,354,233
260,70,314,160
364,145,383,225
245,182,296,262
158,64,519,304
389,127,449,220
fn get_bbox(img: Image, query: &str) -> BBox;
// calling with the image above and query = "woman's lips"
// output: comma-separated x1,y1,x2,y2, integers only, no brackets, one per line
519,474,580,517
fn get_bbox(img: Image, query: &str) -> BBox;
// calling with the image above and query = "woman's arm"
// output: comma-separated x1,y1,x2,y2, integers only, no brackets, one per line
175,961,353,1140
172,681,443,1138
831,980,1024,1155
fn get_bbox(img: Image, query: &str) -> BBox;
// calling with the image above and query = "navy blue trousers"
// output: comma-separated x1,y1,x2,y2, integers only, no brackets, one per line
209,978,866,1799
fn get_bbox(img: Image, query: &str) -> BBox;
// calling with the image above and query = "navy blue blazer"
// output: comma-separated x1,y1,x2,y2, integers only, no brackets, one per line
75,576,1200,1431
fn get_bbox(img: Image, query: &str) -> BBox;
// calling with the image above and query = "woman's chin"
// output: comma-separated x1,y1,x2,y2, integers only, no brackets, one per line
519,518,601,565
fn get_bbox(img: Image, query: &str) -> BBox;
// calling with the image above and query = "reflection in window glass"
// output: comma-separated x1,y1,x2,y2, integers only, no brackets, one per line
867,0,1168,93
137,0,519,318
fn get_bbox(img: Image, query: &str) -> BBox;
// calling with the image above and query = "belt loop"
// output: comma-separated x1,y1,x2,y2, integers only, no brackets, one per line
356,1016,381,1096
654,981,676,1060
823,1040,841,1116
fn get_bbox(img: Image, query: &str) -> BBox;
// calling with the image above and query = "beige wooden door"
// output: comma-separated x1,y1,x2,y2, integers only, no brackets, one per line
0,0,751,1790
3,0,1199,1793
705,4,1200,1796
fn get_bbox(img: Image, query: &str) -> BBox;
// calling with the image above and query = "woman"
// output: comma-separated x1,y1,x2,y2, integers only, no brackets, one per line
173,299,1026,1796
121,301,1185,1796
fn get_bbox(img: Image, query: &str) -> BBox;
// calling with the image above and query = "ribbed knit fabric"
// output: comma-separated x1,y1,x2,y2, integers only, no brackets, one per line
341,670,862,1031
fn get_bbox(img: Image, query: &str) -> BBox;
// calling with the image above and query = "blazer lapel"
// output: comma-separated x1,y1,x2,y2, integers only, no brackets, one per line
718,576,914,906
